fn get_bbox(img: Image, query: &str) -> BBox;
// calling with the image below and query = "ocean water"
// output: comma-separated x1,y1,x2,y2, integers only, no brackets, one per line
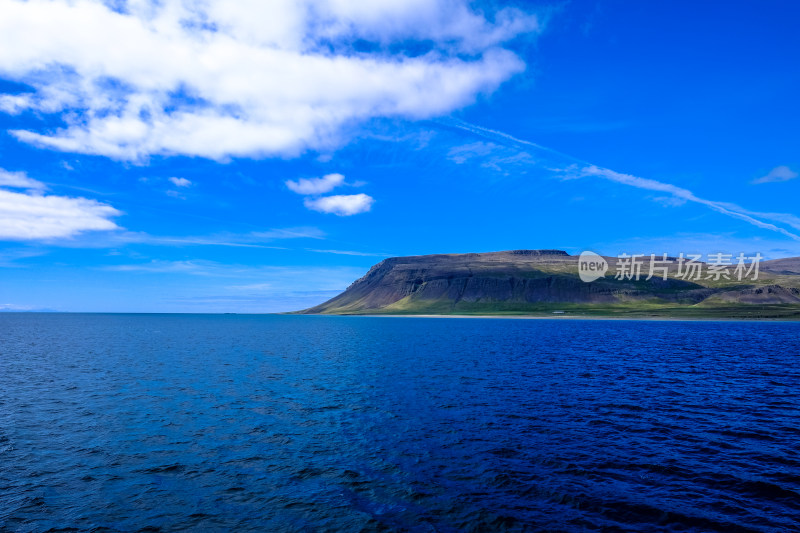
1,314,799,532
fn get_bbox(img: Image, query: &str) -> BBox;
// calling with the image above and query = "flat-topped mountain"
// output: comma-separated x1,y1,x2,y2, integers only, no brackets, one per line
297,250,800,319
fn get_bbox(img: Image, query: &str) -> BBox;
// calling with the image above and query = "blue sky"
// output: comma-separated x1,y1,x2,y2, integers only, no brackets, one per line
0,0,798,312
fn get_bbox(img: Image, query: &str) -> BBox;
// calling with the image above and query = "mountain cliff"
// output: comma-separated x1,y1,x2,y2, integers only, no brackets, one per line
297,250,800,319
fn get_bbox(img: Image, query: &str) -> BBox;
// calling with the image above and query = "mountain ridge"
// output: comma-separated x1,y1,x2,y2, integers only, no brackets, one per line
297,250,800,319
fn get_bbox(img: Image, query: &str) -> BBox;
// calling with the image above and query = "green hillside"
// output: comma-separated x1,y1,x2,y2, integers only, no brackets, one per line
296,250,800,320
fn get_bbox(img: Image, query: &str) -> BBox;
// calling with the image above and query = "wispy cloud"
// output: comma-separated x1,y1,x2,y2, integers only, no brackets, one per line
251,227,325,240
442,119,800,242
105,260,211,275
286,173,345,195
8,225,333,252
752,165,798,184
0,169,47,191
576,165,800,241
448,141,498,164
0,248,47,267
117,226,326,248
734,210,800,232
308,248,390,257
592,232,800,260
447,141,535,173
120,234,286,249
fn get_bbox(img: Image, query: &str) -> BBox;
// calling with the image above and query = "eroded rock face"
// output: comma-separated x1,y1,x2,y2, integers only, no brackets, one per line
297,250,800,314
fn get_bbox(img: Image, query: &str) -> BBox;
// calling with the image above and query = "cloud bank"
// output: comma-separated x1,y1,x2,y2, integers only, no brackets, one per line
0,0,539,161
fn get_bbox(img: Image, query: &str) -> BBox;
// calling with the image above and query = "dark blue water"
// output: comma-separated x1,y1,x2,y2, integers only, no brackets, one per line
1,315,799,532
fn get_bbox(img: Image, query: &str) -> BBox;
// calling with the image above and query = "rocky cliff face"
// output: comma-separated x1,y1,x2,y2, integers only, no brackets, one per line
298,249,800,315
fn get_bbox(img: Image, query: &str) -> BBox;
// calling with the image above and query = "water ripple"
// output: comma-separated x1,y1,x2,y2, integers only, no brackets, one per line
0,314,799,531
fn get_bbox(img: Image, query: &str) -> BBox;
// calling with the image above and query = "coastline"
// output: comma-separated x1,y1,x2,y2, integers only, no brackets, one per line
319,313,800,322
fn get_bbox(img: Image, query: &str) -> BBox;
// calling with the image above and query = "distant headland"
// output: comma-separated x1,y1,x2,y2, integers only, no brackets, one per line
295,250,800,320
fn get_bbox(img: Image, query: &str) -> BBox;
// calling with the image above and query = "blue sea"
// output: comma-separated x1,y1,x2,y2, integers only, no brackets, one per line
1,314,799,532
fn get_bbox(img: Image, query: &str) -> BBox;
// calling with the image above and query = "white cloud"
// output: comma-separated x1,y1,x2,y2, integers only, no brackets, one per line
752,165,798,184
286,173,345,195
286,173,373,215
168,177,191,187
304,193,374,216
0,188,121,240
0,169,46,191
0,0,539,161
0,166,121,241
